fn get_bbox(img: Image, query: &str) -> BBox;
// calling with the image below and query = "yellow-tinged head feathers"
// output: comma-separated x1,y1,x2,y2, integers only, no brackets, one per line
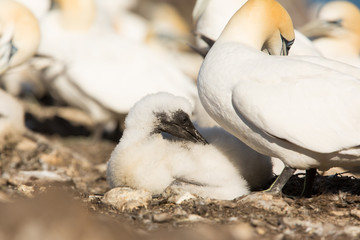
318,1,360,35
56,0,96,30
0,0,40,69
218,0,295,54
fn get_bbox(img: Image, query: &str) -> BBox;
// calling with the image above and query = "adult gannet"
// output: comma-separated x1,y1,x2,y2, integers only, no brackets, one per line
107,93,273,200
193,0,321,56
0,0,41,141
0,0,41,74
198,0,360,195
14,0,51,20
301,1,360,67
37,0,198,131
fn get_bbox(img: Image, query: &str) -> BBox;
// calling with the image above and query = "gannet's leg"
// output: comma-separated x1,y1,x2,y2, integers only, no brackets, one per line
301,168,317,198
266,166,296,194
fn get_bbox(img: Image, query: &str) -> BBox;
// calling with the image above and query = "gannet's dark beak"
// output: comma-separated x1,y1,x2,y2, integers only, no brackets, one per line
155,110,208,145
0,25,16,74
280,35,294,56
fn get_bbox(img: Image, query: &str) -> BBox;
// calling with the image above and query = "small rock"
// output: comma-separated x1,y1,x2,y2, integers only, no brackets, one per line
186,214,213,223
17,184,35,198
350,209,360,220
16,138,37,152
217,200,237,208
102,187,152,211
39,152,66,166
152,213,172,223
173,207,187,216
164,186,196,204
95,163,107,173
331,210,348,217
256,227,266,235
228,217,238,222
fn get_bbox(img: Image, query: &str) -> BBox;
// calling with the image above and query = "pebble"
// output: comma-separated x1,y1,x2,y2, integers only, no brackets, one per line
350,209,360,220
331,210,348,217
16,138,38,152
152,213,172,223
102,187,152,211
163,186,196,204
17,184,35,198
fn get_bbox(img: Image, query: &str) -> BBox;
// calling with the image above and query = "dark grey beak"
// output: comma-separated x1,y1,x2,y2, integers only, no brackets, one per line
280,35,294,56
9,41,18,60
155,110,208,145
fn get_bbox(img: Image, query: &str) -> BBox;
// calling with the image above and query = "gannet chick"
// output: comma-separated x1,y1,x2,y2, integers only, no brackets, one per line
107,93,273,200
301,1,360,67
198,0,360,195
0,0,40,74
192,0,321,56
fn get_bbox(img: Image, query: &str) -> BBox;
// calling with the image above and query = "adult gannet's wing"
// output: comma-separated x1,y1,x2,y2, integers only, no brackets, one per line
232,57,360,153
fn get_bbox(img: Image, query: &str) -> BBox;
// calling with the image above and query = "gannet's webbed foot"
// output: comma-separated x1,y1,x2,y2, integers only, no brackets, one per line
301,168,317,198
266,166,296,194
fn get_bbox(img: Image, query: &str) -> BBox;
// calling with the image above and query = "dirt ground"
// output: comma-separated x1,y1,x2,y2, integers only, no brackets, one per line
2,99,360,240
1,0,359,239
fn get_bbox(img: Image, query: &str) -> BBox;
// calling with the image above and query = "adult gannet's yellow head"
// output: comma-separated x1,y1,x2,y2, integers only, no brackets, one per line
301,1,360,50
56,0,96,31
0,0,40,74
218,0,295,55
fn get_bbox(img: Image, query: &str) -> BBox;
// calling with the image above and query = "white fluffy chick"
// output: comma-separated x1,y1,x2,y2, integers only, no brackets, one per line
107,92,273,200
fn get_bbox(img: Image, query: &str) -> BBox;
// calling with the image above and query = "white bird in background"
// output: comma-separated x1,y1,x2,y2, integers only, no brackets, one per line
300,1,360,67
0,0,41,141
14,0,51,20
192,0,321,56
107,93,273,200
198,0,360,196
0,0,49,97
36,0,198,132
0,0,41,75
96,0,149,43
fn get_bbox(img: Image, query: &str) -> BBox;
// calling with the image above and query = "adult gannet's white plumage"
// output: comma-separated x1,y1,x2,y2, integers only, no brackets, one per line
0,0,41,74
193,0,321,56
198,0,360,193
14,0,51,20
107,93,273,200
301,1,360,67
0,0,41,141
37,0,197,129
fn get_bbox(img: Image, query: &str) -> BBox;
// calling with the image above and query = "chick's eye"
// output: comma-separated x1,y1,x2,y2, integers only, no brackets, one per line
181,115,189,125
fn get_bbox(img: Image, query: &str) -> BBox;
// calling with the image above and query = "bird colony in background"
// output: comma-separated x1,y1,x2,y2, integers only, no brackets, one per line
1,0,360,200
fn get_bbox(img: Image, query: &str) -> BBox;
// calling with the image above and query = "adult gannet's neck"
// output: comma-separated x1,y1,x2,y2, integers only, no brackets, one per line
0,0,40,69
56,0,96,31
218,0,294,53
